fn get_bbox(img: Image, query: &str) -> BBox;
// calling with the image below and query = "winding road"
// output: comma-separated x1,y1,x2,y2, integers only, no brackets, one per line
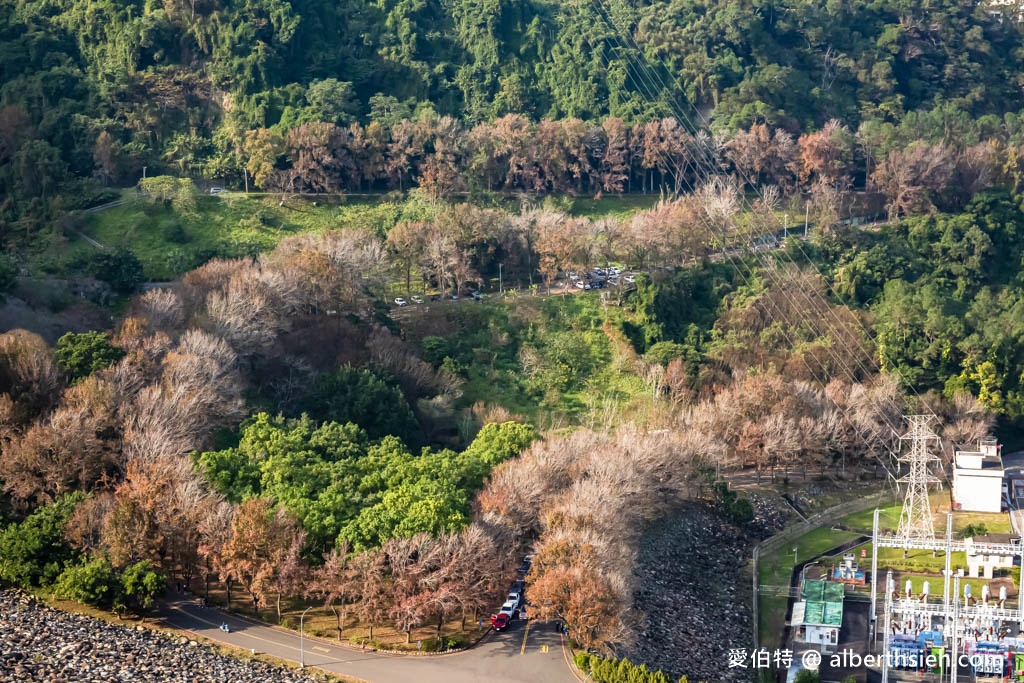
159,596,578,683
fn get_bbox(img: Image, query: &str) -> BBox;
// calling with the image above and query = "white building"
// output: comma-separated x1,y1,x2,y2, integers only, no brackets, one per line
964,533,1018,579
953,439,1004,513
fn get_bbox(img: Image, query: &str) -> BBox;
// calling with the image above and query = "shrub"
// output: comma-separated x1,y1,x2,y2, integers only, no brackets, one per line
90,248,144,293
54,555,119,609
713,482,755,525
55,331,125,380
574,653,673,683
0,494,84,587
119,560,165,614
960,523,988,539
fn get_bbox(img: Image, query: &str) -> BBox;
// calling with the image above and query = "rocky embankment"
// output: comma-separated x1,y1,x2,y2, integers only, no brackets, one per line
625,506,766,683
0,590,321,682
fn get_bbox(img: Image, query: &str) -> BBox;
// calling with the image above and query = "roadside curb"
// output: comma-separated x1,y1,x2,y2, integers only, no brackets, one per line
176,599,492,658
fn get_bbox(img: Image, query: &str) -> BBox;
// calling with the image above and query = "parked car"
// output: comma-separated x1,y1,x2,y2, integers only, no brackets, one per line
429,294,441,302
499,601,517,619
394,297,408,307
623,275,636,283
569,272,580,282
472,290,485,300
507,592,522,610
209,186,225,194
594,268,605,276
411,295,424,304
449,293,459,300
608,266,621,275
491,613,511,631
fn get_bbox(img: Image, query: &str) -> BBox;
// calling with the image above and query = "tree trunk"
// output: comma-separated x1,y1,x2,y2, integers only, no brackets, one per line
276,593,282,624
330,604,342,640
437,613,443,638
226,581,232,608
406,628,412,644
369,624,374,641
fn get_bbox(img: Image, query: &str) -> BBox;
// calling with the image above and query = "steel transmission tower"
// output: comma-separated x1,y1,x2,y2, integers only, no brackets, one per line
895,415,941,544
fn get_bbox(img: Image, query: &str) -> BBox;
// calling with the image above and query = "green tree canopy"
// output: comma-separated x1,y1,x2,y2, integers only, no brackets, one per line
54,331,125,381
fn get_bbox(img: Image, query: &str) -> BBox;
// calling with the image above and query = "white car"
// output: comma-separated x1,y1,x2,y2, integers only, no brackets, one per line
411,295,424,304
608,266,621,275
623,275,636,283
507,592,522,609
569,272,580,282
394,297,408,307
499,601,517,618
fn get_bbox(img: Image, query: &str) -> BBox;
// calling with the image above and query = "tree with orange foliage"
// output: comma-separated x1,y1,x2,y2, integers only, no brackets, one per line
527,540,626,652
219,497,304,617
797,119,853,184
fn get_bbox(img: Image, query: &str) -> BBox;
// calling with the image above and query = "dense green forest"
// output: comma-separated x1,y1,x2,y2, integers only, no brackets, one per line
5,0,1024,253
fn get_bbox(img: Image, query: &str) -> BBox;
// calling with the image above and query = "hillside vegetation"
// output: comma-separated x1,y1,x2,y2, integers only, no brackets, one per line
5,0,1024,677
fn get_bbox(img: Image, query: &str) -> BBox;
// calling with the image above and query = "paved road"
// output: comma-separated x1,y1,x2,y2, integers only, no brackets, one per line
1002,450,1024,535
159,597,577,683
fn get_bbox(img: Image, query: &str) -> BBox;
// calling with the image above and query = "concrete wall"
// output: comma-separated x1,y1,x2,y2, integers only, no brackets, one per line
953,472,1002,513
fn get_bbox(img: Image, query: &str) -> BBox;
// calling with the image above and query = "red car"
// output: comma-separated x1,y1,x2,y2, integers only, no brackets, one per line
491,613,510,631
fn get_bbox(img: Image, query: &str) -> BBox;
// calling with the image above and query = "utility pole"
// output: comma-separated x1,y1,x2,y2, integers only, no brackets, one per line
804,201,809,237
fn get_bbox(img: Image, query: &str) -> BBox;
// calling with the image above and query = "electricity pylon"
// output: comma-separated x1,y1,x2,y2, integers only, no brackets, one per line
895,415,941,544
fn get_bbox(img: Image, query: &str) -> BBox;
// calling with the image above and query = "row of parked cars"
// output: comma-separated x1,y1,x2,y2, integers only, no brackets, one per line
569,266,637,291
394,290,487,307
491,554,534,631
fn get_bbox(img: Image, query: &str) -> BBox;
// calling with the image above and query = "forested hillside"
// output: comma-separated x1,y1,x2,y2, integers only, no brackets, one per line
4,0,1024,251
5,0,1024,676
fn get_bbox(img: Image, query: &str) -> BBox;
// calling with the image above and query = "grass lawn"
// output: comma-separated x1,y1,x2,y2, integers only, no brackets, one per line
399,292,654,428
562,194,660,217
840,502,903,534
64,190,665,283
189,580,488,653
838,492,1011,536
65,192,428,281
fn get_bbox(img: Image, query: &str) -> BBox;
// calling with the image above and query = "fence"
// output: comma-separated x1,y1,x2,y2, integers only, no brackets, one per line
751,490,897,648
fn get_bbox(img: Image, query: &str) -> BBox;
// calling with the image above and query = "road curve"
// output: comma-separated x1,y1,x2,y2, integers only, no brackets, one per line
158,597,578,683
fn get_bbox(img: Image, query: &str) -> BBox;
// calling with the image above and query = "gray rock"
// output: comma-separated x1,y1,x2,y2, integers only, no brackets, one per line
0,589,321,682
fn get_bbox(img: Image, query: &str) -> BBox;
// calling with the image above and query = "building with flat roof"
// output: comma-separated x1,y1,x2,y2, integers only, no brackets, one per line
953,439,1004,513
792,579,845,649
965,532,1019,579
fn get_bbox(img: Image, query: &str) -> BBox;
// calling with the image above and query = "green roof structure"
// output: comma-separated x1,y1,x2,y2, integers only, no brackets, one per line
799,579,844,627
